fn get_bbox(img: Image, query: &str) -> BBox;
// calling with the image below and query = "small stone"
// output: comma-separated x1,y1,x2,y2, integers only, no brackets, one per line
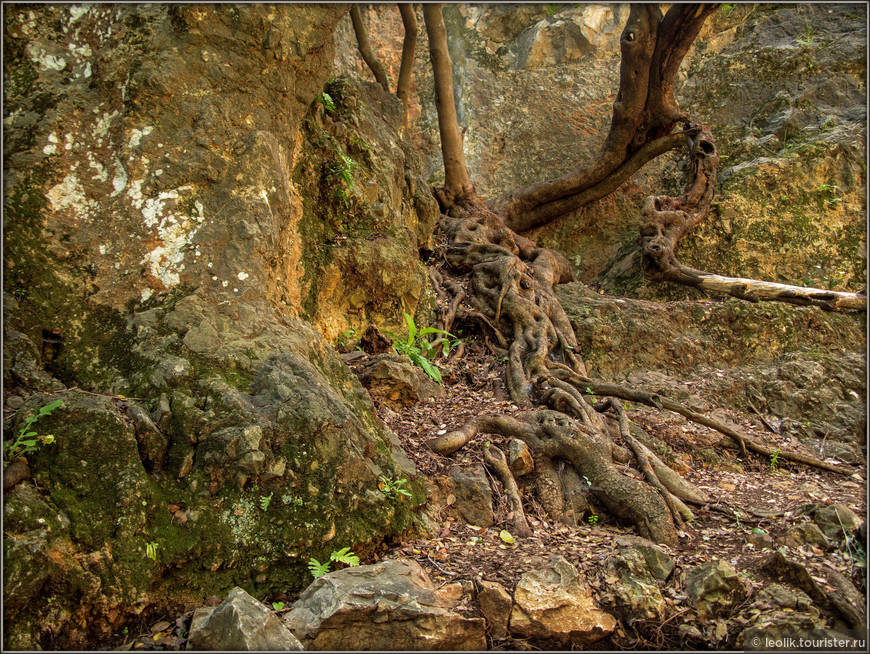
813,503,862,541
781,523,830,550
6,395,25,409
685,560,747,618
507,439,535,476
477,579,512,639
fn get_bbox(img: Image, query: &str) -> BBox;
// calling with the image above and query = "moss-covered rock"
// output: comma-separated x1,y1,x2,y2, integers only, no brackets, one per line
2,4,431,648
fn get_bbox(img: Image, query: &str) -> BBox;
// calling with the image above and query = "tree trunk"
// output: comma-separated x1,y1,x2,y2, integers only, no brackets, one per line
419,2,854,548
350,5,390,91
489,4,719,232
423,3,474,201
397,4,418,130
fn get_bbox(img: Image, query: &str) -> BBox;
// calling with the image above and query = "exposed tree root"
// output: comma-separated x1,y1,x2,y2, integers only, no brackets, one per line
417,3,855,549
638,123,866,312
482,443,532,537
430,411,679,546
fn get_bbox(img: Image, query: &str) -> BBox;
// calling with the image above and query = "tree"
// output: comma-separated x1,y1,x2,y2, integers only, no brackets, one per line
351,3,859,546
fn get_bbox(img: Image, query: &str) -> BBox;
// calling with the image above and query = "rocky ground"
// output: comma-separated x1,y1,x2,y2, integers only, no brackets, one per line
108,302,866,651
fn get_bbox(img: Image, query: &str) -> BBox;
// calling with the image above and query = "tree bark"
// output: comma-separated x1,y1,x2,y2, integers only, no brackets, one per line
350,5,390,91
397,4,418,130
423,3,474,201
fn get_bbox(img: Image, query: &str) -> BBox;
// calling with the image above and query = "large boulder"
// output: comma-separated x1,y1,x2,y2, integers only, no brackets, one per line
509,555,616,646
282,559,486,650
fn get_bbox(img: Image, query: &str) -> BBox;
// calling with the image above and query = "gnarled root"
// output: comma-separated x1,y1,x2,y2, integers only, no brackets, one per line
429,410,679,546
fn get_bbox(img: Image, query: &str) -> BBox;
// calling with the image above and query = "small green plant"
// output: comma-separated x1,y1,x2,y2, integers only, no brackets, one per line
388,312,456,383
146,541,158,561
796,20,816,47
317,91,336,113
308,546,361,578
817,183,843,207
4,399,62,468
588,514,599,525
379,475,413,502
271,601,285,611
769,449,781,472
329,151,358,207
337,327,360,350
720,3,736,16
259,493,273,512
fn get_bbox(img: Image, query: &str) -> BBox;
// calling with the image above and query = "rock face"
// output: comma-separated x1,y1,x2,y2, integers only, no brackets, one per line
282,559,486,650
186,587,304,651
2,4,433,649
509,555,616,646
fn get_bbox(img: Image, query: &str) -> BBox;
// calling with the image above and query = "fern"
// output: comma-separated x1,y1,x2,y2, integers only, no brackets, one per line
307,546,360,579
307,558,331,579
330,546,360,567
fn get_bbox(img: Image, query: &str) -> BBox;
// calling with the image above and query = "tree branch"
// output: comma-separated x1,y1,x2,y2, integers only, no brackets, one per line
350,5,390,91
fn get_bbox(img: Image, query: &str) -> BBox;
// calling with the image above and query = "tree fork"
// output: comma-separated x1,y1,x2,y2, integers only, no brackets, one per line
491,4,716,231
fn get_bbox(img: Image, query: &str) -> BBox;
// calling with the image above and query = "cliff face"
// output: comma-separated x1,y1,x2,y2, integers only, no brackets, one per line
335,4,865,295
3,5,432,648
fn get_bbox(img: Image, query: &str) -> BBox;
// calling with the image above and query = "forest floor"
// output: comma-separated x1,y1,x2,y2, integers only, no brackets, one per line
367,341,867,649
117,339,866,651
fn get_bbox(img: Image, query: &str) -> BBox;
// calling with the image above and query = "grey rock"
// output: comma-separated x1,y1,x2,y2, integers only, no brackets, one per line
782,522,831,549
283,559,485,650
183,321,222,354
447,465,494,528
186,587,303,651
148,355,191,388
509,555,616,646
813,503,863,541
357,353,444,408
6,395,26,409
685,559,747,618
614,535,675,582
600,547,666,623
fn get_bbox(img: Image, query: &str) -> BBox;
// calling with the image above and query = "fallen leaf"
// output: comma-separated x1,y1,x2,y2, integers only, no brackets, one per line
499,530,516,544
